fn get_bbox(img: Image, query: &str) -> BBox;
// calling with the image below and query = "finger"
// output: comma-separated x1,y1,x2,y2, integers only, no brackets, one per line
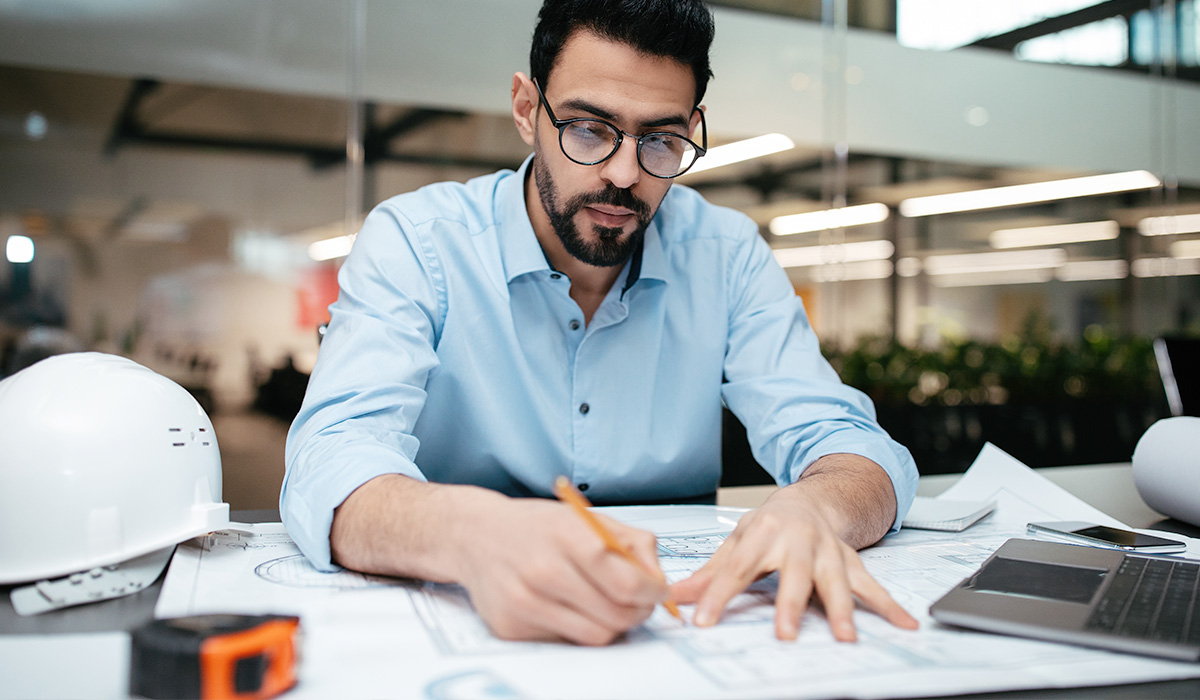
810,543,857,642
507,595,634,646
772,558,814,641
536,549,659,633
575,547,667,610
669,545,729,603
692,536,771,628
847,556,919,630
606,518,666,580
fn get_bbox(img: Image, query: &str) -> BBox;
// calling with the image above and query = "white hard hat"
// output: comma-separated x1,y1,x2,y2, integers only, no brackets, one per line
0,352,230,586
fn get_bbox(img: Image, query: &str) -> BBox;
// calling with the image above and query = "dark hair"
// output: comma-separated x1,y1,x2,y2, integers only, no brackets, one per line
530,0,716,106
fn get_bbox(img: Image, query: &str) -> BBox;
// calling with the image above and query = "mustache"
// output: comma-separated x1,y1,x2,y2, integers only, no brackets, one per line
567,184,651,219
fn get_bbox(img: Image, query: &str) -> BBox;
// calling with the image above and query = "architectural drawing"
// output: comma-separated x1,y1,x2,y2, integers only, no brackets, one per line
254,554,398,589
154,452,1200,699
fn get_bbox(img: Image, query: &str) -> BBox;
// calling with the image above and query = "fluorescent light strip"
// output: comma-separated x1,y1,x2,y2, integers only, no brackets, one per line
899,170,1161,217
931,269,1056,288
1055,259,1128,281
809,260,894,281
1132,257,1200,277
1139,212,1200,236
1171,239,1200,259
924,248,1067,276
769,203,890,236
773,240,894,268
685,133,795,175
989,220,1118,249
309,234,356,261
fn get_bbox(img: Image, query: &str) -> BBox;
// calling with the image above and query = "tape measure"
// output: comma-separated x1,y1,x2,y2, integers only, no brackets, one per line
130,614,301,700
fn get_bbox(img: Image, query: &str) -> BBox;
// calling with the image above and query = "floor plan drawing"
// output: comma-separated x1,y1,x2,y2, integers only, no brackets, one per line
153,450,1200,699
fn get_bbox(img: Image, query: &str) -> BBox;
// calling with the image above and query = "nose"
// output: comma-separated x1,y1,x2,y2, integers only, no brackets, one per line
598,135,642,190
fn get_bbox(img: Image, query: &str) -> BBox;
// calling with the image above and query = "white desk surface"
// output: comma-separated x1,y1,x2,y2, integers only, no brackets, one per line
718,462,1167,530
3,462,1198,700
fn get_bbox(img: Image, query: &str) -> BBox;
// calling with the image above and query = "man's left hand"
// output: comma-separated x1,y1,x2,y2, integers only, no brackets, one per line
670,457,919,641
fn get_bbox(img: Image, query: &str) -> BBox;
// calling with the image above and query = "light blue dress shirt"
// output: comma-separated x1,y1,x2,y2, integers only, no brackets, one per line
281,155,917,570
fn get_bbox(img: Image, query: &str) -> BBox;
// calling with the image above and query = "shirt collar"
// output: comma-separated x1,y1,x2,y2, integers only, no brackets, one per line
496,155,551,284
497,154,668,290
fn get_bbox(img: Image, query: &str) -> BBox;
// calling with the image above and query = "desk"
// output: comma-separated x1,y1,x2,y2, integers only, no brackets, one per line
3,468,1199,699
720,463,1191,533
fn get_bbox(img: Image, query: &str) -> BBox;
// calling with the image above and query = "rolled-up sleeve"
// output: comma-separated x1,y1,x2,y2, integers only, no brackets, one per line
280,201,446,570
719,218,918,533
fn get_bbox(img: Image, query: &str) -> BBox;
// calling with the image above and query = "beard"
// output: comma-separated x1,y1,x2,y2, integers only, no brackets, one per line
532,155,653,268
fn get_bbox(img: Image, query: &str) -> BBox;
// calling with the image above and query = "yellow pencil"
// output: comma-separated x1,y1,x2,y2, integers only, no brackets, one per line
553,476,684,622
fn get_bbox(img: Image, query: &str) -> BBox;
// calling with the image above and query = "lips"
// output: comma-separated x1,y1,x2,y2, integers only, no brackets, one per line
585,205,635,228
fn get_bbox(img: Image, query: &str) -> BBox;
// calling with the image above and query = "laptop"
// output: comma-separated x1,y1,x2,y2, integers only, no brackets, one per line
1155,337,1200,417
930,538,1200,662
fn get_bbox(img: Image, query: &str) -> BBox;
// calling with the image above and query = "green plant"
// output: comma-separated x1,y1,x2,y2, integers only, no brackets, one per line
824,323,1167,409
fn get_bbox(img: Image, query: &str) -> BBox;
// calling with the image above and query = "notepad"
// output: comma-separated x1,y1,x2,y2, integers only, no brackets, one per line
902,496,996,532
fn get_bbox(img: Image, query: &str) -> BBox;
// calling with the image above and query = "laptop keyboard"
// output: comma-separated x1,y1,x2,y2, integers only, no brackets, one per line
1085,555,1200,645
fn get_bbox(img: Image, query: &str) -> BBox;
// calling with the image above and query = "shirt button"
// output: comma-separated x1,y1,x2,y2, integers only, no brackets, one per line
569,320,580,331
578,483,589,492
550,273,561,280
579,402,590,415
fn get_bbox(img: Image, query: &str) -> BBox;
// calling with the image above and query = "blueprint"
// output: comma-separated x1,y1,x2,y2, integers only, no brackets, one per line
155,445,1200,699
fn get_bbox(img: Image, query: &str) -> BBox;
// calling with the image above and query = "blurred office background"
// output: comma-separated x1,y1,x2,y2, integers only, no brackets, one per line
1,0,1198,507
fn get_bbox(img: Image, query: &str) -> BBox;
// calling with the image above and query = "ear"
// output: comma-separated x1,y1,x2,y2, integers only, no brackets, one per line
512,72,538,147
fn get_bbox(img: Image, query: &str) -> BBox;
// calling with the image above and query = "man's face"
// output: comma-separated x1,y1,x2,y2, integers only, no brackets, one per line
527,32,700,268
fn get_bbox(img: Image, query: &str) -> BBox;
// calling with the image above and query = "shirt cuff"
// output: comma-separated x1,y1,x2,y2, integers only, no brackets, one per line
280,441,427,571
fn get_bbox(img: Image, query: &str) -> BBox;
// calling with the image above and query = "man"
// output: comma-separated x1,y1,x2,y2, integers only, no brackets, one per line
282,0,919,646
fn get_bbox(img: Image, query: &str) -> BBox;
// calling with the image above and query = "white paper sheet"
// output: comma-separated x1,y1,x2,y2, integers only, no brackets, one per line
151,445,1200,700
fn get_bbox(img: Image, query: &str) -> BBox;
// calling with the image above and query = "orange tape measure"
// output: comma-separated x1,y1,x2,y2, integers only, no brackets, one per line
130,614,300,700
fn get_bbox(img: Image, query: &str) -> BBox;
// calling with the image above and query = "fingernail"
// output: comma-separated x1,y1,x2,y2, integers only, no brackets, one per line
694,608,714,627
836,621,857,641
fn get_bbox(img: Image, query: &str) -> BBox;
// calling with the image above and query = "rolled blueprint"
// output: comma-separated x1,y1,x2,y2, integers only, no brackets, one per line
1132,416,1200,527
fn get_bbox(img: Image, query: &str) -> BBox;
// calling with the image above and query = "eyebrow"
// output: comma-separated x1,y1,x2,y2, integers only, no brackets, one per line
558,96,691,131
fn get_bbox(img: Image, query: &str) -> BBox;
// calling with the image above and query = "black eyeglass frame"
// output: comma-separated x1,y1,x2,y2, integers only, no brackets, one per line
533,78,708,179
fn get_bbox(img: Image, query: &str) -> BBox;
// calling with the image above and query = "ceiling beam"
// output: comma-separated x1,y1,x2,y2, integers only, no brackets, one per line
968,0,1151,51
102,78,519,173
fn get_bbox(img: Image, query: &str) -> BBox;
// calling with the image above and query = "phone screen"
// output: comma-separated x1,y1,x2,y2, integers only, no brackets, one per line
1072,525,1181,548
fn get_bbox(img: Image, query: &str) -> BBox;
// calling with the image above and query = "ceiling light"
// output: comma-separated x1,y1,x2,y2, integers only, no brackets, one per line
989,220,1119,249
930,269,1056,287
1132,257,1200,277
809,260,894,281
924,248,1067,276
24,111,47,141
684,133,794,175
769,203,890,236
6,235,34,264
899,170,1161,217
772,239,894,268
1055,259,1128,281
1171,239,1200,259
896,257,922,277
1138,212,1200,236
308,234,356,261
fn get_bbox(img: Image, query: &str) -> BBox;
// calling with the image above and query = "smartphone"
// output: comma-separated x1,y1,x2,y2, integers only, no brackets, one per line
1026,521,1187,554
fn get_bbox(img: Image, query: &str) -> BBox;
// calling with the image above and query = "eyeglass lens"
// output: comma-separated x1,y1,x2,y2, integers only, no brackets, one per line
559,121,698,178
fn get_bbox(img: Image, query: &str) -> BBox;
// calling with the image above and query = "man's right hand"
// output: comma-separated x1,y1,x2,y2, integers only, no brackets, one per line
329,474,668,645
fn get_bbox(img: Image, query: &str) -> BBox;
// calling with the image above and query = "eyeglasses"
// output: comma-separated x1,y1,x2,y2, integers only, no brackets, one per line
533,78,707,179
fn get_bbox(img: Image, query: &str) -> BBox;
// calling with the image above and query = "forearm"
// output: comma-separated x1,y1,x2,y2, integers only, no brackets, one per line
329,473,504,582
772,453,898,550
